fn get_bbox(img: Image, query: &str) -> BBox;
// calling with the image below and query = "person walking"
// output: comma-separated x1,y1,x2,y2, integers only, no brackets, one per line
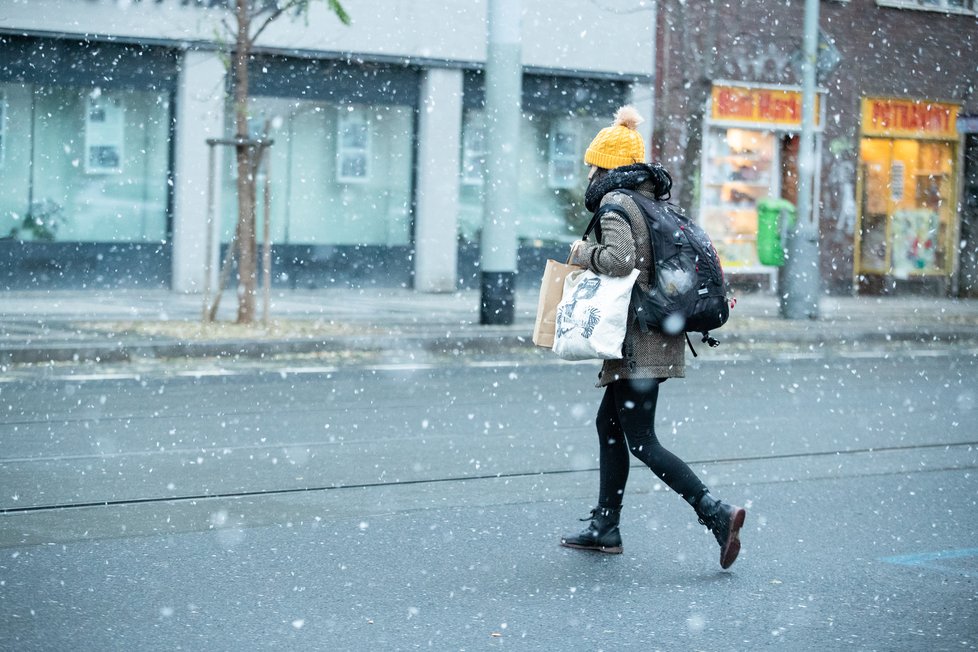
560,106,746,569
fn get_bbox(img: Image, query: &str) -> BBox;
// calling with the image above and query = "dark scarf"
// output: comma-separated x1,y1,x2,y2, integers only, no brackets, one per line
584,163,673,212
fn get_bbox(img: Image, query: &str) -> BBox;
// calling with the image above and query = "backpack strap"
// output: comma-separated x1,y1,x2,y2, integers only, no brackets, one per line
582,203,630,243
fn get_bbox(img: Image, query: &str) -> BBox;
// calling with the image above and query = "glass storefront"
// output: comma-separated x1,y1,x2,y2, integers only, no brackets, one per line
1,83,171,244
458,73,626,265
0,35,178,289
701,127,780,270
213,57,420,288
224,99,414,248
458,109,605,245
855,98,960,288
699,83,823,283
455,73,629,288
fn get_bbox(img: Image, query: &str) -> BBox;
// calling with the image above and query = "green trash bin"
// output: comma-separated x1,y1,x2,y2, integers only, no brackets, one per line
756,198,796,267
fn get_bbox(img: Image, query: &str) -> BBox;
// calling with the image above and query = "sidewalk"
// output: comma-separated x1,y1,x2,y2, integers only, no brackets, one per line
2,287,978,364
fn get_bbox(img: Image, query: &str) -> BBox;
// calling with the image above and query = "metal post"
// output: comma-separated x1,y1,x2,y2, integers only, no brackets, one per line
781,0,821,319
202,141,217,322
262,149,271,327
480,0,522,325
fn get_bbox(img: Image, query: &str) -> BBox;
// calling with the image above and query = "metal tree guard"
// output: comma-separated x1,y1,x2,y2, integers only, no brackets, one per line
202,135,274,325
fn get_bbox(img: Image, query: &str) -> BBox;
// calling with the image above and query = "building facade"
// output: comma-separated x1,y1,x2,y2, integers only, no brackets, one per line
654,0,978,296
2,0,976,297
0,0,653,292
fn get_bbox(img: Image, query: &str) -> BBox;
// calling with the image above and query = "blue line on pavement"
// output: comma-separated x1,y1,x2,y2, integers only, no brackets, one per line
881,547,978,579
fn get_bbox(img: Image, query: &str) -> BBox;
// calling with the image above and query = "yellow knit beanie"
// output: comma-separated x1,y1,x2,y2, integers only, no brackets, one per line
584,106,646,169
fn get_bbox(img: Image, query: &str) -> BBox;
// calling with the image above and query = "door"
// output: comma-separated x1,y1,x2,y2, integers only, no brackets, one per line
856,137,957,284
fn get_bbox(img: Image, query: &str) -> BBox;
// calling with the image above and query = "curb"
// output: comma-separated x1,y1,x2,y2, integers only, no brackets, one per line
2,327,976,365
0,332,534,365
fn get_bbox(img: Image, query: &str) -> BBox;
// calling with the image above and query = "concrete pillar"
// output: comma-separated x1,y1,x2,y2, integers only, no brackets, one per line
172,49,226,293
414,67,464,293
480,0,522,324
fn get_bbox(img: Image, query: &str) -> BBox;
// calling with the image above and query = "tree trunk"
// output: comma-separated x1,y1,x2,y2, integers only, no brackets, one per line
678,79,712,216
675,1,718,220
234,0,257,324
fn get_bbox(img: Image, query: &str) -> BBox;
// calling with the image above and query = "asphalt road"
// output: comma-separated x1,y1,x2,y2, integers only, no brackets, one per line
1,349,976,650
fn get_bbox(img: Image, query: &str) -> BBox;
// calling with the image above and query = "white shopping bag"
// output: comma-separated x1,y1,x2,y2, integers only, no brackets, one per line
552,268,639,361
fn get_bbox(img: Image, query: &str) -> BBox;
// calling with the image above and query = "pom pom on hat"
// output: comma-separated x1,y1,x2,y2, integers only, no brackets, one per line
613,105,644,130
585,105,646,170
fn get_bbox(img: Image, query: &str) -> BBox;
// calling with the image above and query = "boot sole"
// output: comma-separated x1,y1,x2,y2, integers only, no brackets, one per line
560,540,623,554
719,507,746,569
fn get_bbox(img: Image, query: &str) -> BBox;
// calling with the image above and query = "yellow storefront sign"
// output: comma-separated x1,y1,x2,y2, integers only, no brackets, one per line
861,98,958,139
711,85,820,127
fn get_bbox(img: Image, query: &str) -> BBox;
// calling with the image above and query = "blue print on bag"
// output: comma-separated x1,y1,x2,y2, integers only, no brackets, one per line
555,276,603,339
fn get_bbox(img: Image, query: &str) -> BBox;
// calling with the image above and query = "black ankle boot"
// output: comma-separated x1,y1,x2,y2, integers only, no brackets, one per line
560,506,623,554
695,493,746,569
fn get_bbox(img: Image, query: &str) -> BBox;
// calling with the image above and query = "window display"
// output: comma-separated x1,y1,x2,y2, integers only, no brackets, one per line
227,98,413,247
700,127,777,269
857,136,956,278
457,110,604,244
84,89,125,174
0,82,170,243
336,107,370,183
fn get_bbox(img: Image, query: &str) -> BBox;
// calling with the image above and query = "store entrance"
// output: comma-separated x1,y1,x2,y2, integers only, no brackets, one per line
856,137,956,293
700,128,805,290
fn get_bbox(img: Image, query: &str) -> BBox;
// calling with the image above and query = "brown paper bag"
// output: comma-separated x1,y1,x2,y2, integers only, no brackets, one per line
532,258,582,348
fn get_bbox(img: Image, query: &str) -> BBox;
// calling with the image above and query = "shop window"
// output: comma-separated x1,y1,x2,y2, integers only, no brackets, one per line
0,82,170,243
223,97,413,247
700,127,778,270
336,107,371,183
84,89,125,175
458,111,604,245
857,137,956,277
461,112,487,186
548,119,580,189
876,0,975,14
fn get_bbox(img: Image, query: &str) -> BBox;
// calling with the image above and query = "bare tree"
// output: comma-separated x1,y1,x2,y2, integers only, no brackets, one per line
656,0,719,214
221,0,349,323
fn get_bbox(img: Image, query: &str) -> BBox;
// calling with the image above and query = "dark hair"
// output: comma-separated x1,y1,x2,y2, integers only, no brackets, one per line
648,163,672,201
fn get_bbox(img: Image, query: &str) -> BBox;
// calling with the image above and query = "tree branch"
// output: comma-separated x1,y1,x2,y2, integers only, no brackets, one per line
220,16,235,41
250,0,305,42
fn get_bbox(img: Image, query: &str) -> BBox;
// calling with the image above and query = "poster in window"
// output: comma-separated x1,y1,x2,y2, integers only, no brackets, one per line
85,90,124,174
336,109,370,183
891,208,939,278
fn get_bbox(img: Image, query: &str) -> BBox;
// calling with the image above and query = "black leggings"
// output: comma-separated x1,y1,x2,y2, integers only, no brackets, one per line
596,378,707,509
